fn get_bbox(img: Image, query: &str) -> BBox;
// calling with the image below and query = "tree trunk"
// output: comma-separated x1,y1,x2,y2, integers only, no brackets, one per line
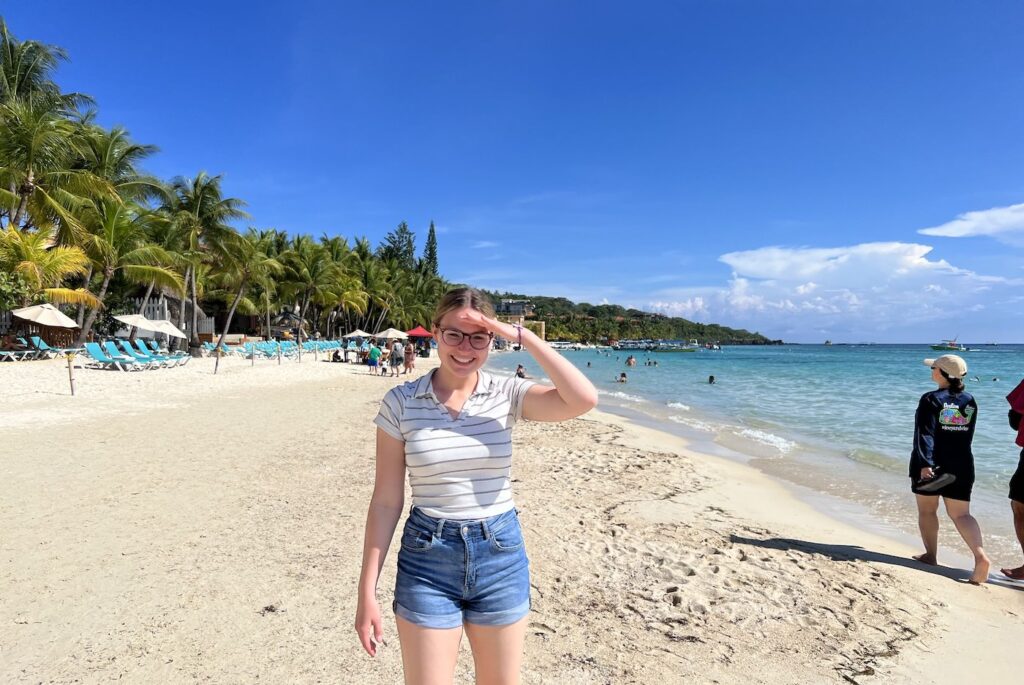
214,283,246,375
10,172,31,227
129,280,157,341
174,265,191,352
265,302,272,342
77,272,112,345
76,264,94,327
189,267,201,356
297,295,309,362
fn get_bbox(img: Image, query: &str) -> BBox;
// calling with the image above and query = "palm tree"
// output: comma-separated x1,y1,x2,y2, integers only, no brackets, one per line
0,225,97,306
0,18,90,110
76,125,163,202
0,98,111,239
76,199,183,344
209,229,283,373
163,172,248,354
280,236,342,360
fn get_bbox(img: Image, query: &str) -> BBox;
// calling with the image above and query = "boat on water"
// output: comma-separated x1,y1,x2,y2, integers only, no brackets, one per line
930,338,967,352
653,340,699,353
613,339,657,351
548,341,583,351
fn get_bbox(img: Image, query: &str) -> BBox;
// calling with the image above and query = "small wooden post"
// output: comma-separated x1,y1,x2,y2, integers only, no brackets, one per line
251,343,255,367
278,342,282,365
66,353,76,396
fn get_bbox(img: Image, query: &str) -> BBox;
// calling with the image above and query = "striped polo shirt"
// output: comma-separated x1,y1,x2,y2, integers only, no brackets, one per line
374,369,535,520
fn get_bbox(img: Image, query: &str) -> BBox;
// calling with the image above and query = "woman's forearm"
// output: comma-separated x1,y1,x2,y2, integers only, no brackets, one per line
519,327,598,412
357,500,404,598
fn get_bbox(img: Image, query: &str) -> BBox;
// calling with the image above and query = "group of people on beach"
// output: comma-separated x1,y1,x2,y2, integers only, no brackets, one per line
909,354,1024,583
363,339,421,377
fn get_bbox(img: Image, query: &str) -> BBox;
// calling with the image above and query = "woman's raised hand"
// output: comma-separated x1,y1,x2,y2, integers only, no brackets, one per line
454,308,519,341
355,597,384,656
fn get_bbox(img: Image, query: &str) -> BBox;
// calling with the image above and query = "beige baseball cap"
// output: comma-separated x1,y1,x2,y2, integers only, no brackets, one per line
923,354,968,379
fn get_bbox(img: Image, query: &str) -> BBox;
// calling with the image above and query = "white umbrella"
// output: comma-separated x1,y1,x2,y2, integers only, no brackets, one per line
374,328,409,340
12,303,79,328
113,314,159,332
343,329,373,338
148,319,187,339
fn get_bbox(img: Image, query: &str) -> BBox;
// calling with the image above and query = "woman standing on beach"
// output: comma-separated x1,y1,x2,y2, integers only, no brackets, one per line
910,354,991,584
355,287,598,684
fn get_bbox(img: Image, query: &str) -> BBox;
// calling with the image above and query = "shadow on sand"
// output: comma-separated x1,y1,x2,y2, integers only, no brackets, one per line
730,534,1024,592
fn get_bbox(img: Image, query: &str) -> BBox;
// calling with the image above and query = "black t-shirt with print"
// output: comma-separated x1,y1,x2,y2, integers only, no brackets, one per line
909,388,978,477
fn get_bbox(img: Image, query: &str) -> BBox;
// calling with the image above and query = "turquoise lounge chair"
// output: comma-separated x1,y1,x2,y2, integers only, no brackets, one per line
135,339,188,366
118,339,172,367
102,340,152,369
29,336,62,359
84,342,138,371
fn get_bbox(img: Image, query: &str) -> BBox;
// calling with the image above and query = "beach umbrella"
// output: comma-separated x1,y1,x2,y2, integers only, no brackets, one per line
374,328,408,339
148,319,187,339
405,325,433,338
113,314,159,332
12,303,79,328
343,329,372,338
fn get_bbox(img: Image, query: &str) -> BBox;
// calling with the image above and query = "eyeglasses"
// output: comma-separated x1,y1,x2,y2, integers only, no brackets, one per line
439,328,493,350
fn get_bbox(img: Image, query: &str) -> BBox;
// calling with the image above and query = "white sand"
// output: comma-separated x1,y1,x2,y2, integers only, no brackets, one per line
1,355,1020,683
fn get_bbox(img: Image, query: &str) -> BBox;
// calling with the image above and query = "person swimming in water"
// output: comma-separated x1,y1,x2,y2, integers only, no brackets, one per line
617,372,628,383
708,375,716,385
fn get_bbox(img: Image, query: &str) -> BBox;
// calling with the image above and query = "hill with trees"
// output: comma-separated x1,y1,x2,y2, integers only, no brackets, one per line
480,291,775,345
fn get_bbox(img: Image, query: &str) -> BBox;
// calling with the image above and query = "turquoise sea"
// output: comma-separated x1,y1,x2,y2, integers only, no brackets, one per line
488,344,1024,562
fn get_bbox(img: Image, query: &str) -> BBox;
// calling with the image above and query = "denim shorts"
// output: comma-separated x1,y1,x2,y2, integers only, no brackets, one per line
393,506,531,629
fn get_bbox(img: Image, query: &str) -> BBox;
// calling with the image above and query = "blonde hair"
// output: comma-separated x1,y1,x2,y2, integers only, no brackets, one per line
432,287,495,328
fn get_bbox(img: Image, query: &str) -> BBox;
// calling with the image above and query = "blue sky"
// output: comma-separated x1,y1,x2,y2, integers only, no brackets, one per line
7,1,1024,342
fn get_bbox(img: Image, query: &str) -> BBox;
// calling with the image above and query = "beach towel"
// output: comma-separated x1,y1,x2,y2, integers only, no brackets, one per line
1007,378,1024,447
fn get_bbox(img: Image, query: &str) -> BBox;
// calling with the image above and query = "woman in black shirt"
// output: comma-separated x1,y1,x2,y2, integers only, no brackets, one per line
910,355,991,584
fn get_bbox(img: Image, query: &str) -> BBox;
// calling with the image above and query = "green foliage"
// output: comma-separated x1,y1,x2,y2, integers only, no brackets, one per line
419,221,438,276
0,269,31,309
482,290,772,344
377,221,416,271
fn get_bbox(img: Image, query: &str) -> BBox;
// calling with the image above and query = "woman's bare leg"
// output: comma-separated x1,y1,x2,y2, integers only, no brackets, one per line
395,616,463,685
1001,500,1024,579
464,616,528,685
943,498,991,584
914,494,940,564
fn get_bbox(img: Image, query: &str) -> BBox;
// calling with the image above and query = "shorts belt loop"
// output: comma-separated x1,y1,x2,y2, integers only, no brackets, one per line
435,517,446,538
481,518,491,540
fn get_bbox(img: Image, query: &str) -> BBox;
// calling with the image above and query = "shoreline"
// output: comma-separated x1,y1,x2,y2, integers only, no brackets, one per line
2,355,1021,682
487,350,1023,566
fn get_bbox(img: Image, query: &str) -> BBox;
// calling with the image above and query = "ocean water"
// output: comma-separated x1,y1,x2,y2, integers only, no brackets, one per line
488,344,1024,562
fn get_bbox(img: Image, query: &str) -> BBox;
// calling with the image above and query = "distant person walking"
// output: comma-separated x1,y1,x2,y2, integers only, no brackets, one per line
1001,377,1024,579
367,342,382,374
404,339,416,374
909,355,990,584
390,340,404,377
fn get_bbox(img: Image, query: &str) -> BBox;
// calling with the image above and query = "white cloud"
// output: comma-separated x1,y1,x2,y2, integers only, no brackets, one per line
646,241,1017,341
919,202,1024,241
470,240,500,249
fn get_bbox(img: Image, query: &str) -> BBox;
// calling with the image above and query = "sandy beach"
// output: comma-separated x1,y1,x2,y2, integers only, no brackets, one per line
1,355,1021,684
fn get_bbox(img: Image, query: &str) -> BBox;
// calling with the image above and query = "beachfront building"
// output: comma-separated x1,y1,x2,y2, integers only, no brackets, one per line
495,299,545,341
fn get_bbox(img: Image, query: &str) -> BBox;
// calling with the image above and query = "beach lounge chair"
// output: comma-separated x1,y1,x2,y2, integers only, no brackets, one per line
29,336,61,359
0,347,35,361
16,337,43,360
84,342,139,371
102,340,154,370
135,339,189,366
118,339,174,367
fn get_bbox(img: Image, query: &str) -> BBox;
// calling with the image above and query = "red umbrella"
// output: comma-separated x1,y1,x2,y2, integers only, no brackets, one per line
406,325,433,338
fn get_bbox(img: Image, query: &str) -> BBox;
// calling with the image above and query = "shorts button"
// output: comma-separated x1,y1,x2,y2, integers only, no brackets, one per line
462,526,468,534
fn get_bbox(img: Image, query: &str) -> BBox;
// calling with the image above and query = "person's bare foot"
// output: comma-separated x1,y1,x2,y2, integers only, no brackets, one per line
1000,565,1024,580
968,555,991,585
913,553,937,565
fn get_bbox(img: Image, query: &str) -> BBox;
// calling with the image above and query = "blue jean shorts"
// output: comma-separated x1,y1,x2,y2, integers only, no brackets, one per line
393,506,531,629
